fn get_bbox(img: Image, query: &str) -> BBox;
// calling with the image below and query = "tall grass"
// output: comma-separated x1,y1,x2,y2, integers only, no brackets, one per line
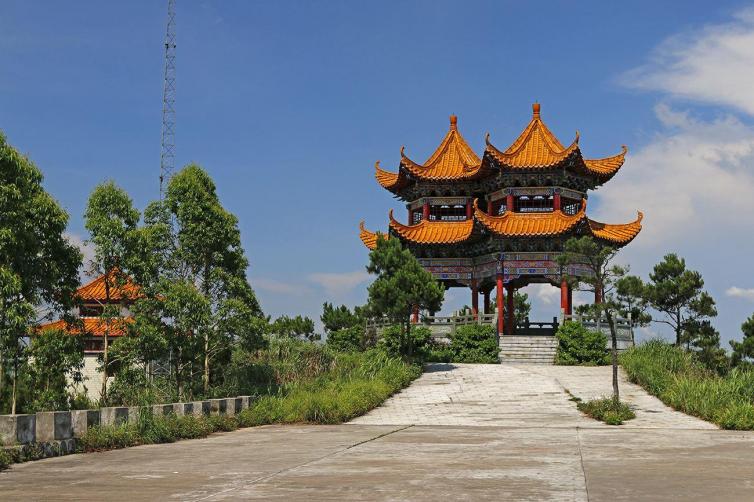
621,340,754,429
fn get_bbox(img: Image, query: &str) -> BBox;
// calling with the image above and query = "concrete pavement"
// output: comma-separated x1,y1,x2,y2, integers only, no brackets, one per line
1,363,752,501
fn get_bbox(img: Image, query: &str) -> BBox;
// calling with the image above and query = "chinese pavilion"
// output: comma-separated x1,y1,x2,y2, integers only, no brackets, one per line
359,104,643,335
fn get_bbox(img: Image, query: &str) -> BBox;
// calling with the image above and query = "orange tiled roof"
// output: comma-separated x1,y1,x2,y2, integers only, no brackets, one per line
474,199,587,237
76,270,141,302
581,146,628,179
388,209,474,245
588,212,643,244
39,317,132,337
359,221,388,250
486,103,580,169
374,161,410,192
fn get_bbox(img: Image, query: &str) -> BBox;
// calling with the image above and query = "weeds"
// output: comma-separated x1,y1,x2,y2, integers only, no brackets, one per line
577,398,636,425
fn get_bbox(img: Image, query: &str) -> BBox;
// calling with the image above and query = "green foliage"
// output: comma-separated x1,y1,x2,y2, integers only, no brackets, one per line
0,448,11,470
448,324,499,363
615,275,651,327
555,321,609,366
577,398,636,425
326,326,366,353
488,291,531,324
378,325,432,359
321,302,364,333
425,343,454,363
644,253,717,346
236,349,420,426
271,315,316,341
684,320,730,375
366,237,443,355
27,329,85,412
0,132,82,414
621,341,754,430
731,314,754,368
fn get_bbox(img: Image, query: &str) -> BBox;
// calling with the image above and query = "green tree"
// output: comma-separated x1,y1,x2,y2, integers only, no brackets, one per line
0,133,81,413
271,315,316,340
557,237,625,402
449,324,499,363
683,319,729,375
366,237,444,357
644,254,716,347
730,314,754,368
84,181,140,400
489,291,532,324
165,165,262,393
321,302,364,333
28,327,85,411
615,275,652,328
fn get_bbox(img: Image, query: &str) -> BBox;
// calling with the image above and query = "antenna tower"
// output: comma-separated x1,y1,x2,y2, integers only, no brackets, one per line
159,0,177,198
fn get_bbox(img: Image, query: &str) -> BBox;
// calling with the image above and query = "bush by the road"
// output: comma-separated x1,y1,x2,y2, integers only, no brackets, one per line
555,321,609,366
576,397,635,425
447,324,499,364
621,340,754,430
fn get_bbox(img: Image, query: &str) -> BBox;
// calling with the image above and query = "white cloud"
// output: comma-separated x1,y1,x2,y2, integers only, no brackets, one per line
65,232,96,279
527,283,559,305
726,286,754,302
621,8,754,116
252,277,309,296
307,271,370,297
593,103,754,245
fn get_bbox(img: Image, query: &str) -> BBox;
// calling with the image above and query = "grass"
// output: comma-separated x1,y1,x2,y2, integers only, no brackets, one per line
620,340,754,430
577,398,636,425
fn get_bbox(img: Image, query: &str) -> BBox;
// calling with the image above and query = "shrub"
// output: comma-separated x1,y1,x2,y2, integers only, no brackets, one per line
449,324,499,364
327,326,365,352
378,325,432,359
621,340,754,430
0,449,11,470
577,398,635,425
425,342,454,363
555,321,609,365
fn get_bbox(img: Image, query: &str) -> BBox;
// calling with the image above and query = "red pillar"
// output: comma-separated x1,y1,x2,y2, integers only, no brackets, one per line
483,290,490,315
422,200,430,221
411,305,419,323
496,273,505,336
471,280,479,319
560,277,569,316
506,284,515,335
487,199,493,214
466,199,473,220
553,193,561,211
506,193,514,212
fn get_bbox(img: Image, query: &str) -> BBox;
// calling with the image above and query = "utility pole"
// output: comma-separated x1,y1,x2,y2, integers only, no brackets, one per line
159,0,177,198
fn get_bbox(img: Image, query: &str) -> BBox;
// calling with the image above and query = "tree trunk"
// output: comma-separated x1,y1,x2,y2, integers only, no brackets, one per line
605,310,620,403
675,311,682,347
203,333,210,394
11,343,19,415
101,275,112,402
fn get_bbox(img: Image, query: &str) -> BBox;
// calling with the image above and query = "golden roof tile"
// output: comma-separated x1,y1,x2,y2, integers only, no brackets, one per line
39,317,132,337
486,103,580,169
582,146,628,179
359,221,387,250
76,270,141,302
388,209,474,245
473,199,587,237
587,212,643,244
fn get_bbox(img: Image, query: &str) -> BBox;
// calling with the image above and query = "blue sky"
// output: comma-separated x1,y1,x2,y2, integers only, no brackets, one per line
3,1,754,344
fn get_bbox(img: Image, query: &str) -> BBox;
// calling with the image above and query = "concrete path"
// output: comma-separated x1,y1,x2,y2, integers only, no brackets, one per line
2,364,751,501
350,363,716,429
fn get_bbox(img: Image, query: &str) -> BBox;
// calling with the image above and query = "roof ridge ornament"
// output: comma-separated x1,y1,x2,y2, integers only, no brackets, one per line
450,114,458,131
533,102,541,117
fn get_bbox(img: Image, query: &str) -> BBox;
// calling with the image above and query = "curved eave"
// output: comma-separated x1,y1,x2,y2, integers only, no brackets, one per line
582,146,628,181
38,317,132,337
374,161,410,194
388,209,474,245
399,148,490,182
588,211,643,245
359,221,387,250
485,133,581,170
473,199,587,237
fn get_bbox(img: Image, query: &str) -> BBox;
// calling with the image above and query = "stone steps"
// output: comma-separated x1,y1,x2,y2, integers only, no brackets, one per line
499,335,557,364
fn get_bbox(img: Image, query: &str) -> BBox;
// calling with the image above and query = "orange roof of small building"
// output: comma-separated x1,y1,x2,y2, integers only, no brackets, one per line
587,212,643,245
39,317,132,337
388,210,474,245
474,199,587,237
485,103,627,180
76,270,141,302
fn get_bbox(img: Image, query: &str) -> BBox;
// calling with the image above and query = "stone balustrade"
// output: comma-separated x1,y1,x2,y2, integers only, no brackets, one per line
0,395,255,447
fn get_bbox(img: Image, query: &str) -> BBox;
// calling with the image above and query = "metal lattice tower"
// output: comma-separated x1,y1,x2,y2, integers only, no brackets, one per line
159,0,177,198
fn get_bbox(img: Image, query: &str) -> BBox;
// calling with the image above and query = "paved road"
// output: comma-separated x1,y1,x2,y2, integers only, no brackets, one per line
2,364,752,501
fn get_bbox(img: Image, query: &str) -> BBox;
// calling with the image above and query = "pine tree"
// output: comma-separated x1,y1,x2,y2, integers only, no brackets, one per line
731,314,754,368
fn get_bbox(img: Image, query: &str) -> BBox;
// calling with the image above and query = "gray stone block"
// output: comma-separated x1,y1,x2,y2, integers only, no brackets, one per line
100,407,129,426
190,401,210,417
128,406,142,422
35,411,73,442
151,404,173,416
171,403,188,416
208,399,227,416
71,410,100,437
0,414,36,445
237,396,252,411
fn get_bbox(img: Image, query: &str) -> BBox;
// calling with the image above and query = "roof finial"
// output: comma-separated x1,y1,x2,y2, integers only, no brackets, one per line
532,102,541,117
449,114,458,130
